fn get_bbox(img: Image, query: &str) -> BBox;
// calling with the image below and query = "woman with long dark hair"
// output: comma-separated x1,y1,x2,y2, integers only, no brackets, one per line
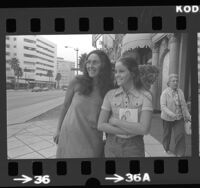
54,50,113,158
98,56,153,157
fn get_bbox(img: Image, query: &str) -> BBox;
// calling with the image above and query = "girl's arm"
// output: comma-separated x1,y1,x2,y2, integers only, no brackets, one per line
109,110,153,135
56,79,76,133
97,109,132,135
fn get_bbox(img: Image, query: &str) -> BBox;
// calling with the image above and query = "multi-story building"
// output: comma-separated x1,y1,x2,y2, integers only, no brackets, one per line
35,36,57,87
56,57,75,88
6,35,57,88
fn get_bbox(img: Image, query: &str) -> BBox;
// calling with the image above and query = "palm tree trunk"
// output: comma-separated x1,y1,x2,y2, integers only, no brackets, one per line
16,76,19,90
49,77,50,88
14,78,16,90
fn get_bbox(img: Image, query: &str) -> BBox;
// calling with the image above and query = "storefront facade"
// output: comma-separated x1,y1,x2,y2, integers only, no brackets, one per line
99,33,191,111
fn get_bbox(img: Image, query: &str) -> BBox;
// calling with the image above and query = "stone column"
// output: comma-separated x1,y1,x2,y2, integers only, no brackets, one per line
168,33,179,75
150,43,159,111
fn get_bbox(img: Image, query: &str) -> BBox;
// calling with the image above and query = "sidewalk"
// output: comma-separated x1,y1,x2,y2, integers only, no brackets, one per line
150,113,191,157
7,118,176,159
8,119,58,159
7,97,65,125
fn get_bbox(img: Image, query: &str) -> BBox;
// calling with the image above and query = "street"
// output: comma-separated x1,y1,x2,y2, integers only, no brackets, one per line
7,90,66,111
6,90,65,125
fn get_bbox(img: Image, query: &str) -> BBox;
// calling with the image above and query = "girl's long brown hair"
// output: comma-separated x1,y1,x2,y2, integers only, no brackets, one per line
75,50,114,98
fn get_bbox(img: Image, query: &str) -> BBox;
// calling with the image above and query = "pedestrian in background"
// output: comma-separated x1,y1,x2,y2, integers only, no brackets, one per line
160,74,191,157
98,56,153,157
54,50,113,158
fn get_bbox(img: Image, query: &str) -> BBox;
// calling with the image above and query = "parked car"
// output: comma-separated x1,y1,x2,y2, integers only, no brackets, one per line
42,87,49,91
32,86,42,92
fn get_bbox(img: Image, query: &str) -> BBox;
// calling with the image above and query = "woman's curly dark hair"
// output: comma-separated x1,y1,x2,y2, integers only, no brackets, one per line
75,50,114,98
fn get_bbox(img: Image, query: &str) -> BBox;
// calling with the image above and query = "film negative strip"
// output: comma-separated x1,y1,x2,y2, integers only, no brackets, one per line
0,5,199,186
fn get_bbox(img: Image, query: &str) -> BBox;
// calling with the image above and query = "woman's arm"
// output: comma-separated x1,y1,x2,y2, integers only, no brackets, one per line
97,109,132,135
180,90,191,121
109,110,153,135
56,79,76,133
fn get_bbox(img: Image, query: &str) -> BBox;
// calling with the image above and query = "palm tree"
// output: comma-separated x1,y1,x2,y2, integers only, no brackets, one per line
78,53,87,72
16,67,23,89
8,58,23,89
47,70,53,88
55,73,62,89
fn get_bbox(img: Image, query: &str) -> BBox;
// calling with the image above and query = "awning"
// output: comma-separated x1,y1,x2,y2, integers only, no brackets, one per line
121,34,153,54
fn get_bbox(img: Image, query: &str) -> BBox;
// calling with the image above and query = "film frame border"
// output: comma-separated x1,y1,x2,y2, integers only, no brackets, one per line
0,6,199,186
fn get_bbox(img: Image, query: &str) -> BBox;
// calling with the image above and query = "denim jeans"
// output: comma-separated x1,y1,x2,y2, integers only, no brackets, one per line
104,134,145,158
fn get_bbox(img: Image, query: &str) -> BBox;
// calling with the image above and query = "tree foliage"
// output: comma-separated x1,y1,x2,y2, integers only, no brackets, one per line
47,70,53,78
8,57,23,89
47,70,53,87
78,53,87,72
55,72,62,89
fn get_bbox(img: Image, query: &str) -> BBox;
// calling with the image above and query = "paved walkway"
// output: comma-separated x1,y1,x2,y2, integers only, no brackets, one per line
7,118,176,159
8,120,57,159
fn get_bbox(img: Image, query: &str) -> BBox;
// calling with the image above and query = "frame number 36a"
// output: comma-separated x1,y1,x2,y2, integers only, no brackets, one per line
34,175,51,184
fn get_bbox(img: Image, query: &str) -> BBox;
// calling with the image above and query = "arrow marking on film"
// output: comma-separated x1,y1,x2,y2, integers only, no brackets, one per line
13,175,33,184
105,174,124,183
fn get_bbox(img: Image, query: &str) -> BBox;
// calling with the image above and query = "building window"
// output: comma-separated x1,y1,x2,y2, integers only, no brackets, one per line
36,56,54,63
36,61,54,68
24,68,35,73
14,45,16,48
36,50,54,58
13,37,17,41
24,61,35,65
6,52,10,56
24,38,36,44
14,53,17,56
24,53,35,58
6,36,10,40
24,46,35,51
36,39,55,49
6,44,10,48
36,73,48,76
36,44,54,53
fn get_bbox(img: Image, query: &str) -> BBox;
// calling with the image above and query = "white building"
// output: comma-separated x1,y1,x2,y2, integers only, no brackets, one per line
56,57,75,88
6,35,57,88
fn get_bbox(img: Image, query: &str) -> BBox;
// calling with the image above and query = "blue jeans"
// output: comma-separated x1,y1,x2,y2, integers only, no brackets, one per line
104,135,145,158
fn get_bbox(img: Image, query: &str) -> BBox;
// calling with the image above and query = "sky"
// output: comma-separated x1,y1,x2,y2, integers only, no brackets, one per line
41,34,97,62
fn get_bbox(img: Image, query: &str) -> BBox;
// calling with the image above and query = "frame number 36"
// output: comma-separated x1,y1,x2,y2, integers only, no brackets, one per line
34,175,51,184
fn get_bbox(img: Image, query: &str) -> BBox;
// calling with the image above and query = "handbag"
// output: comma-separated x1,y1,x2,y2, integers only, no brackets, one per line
177,90,192,135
